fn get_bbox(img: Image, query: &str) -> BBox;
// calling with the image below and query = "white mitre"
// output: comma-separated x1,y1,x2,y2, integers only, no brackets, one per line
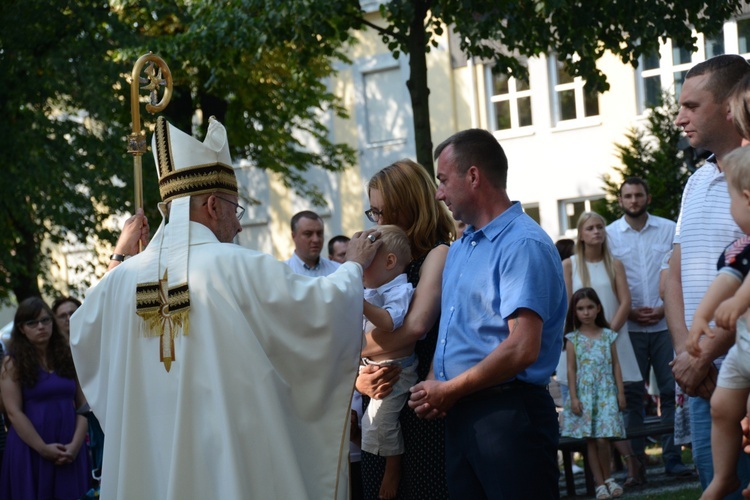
135,116,237,371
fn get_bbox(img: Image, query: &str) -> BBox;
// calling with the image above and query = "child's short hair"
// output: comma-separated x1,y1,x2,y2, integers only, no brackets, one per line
724,146,750,193
377,225,412,273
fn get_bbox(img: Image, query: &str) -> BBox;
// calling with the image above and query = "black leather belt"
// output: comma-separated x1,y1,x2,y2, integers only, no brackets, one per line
462,379,540,402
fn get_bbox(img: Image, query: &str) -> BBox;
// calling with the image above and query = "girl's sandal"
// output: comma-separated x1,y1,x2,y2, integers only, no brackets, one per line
596,484,612,499
605,478,624,497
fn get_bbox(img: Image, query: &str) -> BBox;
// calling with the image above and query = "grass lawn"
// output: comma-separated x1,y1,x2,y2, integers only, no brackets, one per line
627,485,701,499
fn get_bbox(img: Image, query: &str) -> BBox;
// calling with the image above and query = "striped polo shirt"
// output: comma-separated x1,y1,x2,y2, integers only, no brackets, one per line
675,157,743,329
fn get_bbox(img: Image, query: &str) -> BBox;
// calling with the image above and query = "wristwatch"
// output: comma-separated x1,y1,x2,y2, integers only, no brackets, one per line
110,253,126,262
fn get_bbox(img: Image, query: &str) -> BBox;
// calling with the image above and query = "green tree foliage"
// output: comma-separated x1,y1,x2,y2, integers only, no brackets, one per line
600,93,692,224
120,1,357,203
315,0,743,176
0,0,135,302
0,0,355,303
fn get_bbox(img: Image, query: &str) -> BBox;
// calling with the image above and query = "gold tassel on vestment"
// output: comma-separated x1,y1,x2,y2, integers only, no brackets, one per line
136,271,190,372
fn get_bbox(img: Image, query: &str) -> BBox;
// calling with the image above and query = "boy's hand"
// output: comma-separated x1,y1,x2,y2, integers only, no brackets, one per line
686,317,713,357
715,296,747,332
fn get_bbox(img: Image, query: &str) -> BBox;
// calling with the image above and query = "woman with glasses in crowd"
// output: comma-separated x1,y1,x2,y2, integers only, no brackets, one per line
0,296,90,498
357,159,455,499
51,296,82,341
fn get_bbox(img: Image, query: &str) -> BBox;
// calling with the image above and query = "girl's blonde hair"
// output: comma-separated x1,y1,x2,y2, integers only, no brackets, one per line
575,211,616,293
368,159,455,260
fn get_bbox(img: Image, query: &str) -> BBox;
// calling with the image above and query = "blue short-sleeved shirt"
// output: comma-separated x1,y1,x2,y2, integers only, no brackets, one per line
434,202,567,386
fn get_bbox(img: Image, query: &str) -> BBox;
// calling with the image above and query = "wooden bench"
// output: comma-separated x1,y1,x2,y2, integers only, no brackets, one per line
558,416,674,497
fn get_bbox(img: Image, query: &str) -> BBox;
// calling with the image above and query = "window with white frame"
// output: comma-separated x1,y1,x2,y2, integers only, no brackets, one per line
636,42,698,111
559,196,607,236
549,57,599,124
486,64,533,132
738,17,750,53
636,16,750,112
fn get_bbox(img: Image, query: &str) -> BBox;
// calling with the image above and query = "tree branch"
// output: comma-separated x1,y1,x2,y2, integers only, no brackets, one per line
350,13,407,44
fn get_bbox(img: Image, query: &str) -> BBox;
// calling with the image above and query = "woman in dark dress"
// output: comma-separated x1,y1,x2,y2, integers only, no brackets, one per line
0,297,90,499
358,159,455,499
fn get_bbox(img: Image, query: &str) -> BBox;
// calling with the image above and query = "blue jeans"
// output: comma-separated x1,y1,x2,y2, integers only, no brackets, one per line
691,395,750,496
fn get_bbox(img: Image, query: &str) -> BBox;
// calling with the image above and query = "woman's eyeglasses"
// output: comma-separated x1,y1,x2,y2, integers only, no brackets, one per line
364,208,384,223
23,317,53,328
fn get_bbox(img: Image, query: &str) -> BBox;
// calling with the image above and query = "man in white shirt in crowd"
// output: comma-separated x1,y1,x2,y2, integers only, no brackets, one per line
607,177,692,477
665,54,750,496
285,210,340,276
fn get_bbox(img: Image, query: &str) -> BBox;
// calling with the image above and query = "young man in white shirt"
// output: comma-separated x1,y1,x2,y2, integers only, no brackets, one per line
607,177,692,477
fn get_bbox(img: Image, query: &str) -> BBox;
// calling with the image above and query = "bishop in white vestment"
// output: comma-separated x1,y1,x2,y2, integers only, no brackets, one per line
70,116,378,499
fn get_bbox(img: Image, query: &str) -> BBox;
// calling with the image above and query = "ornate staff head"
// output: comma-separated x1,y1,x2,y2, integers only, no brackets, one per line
128,53,173,213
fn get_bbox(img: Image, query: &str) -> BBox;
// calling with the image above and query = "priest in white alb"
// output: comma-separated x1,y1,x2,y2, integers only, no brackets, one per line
70,116,381,499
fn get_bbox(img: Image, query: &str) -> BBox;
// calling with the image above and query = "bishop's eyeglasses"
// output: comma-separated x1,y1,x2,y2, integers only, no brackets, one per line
206,195,246,221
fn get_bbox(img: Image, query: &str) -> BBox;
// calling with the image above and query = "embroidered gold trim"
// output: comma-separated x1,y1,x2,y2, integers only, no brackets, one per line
159,165,238,203
154,117,173,180
136,273,191,372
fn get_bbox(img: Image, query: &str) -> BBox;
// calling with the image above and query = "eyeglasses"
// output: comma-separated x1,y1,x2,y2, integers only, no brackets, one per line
365,207,384,223
23,317,53,328
205,195,246,221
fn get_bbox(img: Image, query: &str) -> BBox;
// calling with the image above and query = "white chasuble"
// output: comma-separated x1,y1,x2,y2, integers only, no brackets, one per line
71,222,363,499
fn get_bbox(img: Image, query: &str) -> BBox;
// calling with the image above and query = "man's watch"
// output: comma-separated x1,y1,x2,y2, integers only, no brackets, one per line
110,253,126,262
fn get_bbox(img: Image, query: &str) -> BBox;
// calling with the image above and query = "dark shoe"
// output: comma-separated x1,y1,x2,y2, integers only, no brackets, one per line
665,463,695,477
636,453,648,484
623,476,641,488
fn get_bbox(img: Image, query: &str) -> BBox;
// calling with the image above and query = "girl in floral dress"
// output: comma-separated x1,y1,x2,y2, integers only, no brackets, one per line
561,288,627,499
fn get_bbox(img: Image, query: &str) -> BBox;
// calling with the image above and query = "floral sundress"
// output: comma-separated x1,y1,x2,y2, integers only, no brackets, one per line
560,328,626,439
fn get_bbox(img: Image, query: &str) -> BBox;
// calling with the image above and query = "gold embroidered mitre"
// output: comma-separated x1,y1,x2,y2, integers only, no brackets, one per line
136,116,237,371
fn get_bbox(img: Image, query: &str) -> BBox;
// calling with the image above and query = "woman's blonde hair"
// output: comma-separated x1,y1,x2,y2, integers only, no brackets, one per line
368,159,455,260
575,211,617,292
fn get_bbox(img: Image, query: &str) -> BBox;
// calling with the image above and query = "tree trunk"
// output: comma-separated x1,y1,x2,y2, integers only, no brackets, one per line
406,0,434,178
12,226,42,302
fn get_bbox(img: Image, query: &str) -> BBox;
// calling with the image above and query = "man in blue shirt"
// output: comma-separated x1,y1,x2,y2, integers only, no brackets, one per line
409,129,567,498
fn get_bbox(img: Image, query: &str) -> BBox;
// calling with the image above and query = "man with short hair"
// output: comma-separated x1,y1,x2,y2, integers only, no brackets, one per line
285,210,340,276
607,177,692,476
408,128,567,498
329,235,351,264
71,116,381,499
666,54,750,494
